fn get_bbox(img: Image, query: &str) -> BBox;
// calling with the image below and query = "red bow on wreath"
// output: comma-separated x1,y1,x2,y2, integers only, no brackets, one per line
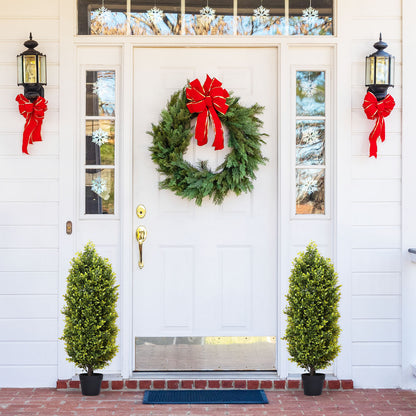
16,94,48,155
186,75,229,151
362,91,395,158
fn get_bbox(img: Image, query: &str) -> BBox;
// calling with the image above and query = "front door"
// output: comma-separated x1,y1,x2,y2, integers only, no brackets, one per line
133,47,278,371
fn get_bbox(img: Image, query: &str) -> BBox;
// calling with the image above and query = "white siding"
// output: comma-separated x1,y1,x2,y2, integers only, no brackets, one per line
0,2,60,387
348,0,402,388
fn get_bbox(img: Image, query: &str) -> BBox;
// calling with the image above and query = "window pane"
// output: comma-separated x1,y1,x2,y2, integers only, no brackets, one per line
86,120,115,165
289,0,333,35
296,71,325,117
296,168,325,215
85,168,115,214
86,71,116,117
131,0,181,35
78,0,128,35
237,0,285,35
185,0,234,35
296,120,325,165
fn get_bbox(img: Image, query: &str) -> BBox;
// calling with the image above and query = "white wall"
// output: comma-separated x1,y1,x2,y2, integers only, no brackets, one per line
0,2,60,386
348,0,402,388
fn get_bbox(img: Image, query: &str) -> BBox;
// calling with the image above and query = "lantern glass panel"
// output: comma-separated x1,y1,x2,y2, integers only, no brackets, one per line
376,57,389,85
17,55,23,85
366,56,374,85
38,55,47,84
23,55,37,84
389,56,395,86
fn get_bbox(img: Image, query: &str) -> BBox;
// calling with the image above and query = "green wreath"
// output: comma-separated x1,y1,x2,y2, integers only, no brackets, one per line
149,86,267,205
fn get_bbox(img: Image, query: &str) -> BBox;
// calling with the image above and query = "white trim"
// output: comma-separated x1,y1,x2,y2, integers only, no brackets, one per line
401,0,416,390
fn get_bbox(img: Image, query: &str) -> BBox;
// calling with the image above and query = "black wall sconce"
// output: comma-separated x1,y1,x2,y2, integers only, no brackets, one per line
365,33,395,101
17,33,47,102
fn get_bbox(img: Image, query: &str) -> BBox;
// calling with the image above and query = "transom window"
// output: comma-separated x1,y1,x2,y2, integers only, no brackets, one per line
78,0,334,35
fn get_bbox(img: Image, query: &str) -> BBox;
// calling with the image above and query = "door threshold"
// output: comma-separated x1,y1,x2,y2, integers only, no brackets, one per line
131,371,279,380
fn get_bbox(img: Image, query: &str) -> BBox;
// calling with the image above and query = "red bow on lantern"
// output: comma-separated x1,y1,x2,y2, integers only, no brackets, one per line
186,75,229,151
16,94,48,155
362,91,395,158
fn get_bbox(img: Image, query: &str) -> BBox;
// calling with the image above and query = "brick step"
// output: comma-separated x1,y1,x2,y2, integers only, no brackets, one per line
57,378,353,391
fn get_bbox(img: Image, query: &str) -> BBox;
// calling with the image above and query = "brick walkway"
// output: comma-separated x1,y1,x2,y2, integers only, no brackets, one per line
0,388,415,415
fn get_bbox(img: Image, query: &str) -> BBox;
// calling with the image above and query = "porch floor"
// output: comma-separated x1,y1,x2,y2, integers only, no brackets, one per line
1,388,415,415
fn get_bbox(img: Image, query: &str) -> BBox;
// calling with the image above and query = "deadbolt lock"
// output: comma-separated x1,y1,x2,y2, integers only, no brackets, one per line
136,204,146,218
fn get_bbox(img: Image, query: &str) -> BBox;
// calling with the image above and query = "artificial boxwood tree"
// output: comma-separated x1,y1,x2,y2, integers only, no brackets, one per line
283,242,341,376
61,242,119,376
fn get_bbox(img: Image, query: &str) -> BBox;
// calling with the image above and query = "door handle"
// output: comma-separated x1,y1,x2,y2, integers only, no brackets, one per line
136,226,147,269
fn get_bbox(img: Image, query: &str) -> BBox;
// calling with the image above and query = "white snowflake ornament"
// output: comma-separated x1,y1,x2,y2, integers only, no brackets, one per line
253,5,270,22
301,177,319,195
300,79,317,97
92,128,109,147
91,178,107,196
94,6,113,25
147,6,164,23
302,2,319,25
200,5,216,22
302,127,320,144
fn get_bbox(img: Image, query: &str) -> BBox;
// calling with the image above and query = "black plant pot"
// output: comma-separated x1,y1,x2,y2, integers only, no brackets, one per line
79,373,103,396
302,373,325,396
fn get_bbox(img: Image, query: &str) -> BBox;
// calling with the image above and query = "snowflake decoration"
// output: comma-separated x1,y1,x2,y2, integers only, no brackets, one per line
200,6,216,22
300,177,319,195
302,127,320,144
253,5,270,22
91,178,107,196
302,6,319,24
92,128,109,147
92,75,116,115
300,79,317,97
147,6,164,23
93,6,113,25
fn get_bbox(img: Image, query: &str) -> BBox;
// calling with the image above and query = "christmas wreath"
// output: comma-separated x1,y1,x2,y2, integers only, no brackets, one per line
149,75,267,205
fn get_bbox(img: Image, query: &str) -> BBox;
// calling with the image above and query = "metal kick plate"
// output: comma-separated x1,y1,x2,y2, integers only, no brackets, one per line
136,205,146,218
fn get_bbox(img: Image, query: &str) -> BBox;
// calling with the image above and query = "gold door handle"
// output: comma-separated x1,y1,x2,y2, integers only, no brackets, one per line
136,226,147,269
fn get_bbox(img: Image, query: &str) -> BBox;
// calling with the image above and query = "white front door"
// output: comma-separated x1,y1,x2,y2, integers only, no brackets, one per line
132,47,278,370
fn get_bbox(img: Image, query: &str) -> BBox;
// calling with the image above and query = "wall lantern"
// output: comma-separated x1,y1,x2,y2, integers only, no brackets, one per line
15,33,48,155
365,33,395,101
17,33,47,102
362,34,395,159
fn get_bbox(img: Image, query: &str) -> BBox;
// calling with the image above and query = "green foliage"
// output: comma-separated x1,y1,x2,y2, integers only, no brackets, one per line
61,242,119,376
149,87,268,205
283,242,341,376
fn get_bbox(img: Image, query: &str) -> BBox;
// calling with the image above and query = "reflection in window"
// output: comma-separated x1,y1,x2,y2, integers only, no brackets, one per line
86,71,116,117
185,0,234,35
131,0,181,35
237,0,285,35
85,70,116,215
289,0,333,35
296,168,325,214
78,0,334,35
295,70,326,215
86,169,115,214
86,120,115,165
296,120,325,165
296,71,325,116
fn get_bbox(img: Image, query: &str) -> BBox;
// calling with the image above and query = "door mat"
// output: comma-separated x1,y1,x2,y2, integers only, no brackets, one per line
143,389,268,404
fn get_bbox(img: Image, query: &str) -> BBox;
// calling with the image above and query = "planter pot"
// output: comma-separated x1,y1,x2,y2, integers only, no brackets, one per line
302,373,325,396
79,373,103,396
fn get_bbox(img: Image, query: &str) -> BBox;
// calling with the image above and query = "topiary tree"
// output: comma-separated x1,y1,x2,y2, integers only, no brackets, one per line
283,242,341,376
61,242,119,376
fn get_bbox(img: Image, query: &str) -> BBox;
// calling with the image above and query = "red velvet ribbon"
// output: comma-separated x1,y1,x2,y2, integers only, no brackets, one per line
186,75,229,151
16,94,48,155
362,91,395,158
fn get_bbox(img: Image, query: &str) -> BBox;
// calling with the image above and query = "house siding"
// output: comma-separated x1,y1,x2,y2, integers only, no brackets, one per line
0,2,60,387
349,0,402,388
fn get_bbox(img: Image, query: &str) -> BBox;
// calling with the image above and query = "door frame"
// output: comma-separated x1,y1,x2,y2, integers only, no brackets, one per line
58,0,348,380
